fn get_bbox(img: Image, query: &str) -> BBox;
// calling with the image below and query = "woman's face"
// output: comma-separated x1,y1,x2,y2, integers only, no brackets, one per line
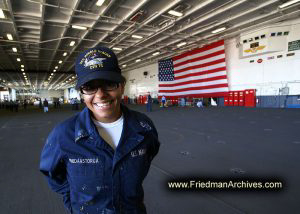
82,79,125,123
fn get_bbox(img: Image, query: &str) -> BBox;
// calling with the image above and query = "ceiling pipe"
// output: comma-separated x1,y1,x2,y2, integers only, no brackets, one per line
118,0,246,60
61,0,120,74
123,4,300,70
118,0,217,60
119,0,279,63
44,0,81,88
63,0,150,73
190,0,279,37
109,0,182,50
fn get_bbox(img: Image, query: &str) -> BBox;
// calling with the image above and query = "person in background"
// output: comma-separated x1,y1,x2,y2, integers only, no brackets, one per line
39,99,43,109
74,97,79,110
40,46,160,214
146,93,152,112
196,99,203,108
161,95,166,108
23,99,27,110
43,98,48,113
14,100,19,112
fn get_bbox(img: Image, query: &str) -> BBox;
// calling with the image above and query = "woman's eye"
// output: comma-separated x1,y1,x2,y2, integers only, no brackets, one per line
83,86,93,90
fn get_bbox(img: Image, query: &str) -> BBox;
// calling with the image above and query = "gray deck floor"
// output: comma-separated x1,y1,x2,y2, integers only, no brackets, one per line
0,104,299,214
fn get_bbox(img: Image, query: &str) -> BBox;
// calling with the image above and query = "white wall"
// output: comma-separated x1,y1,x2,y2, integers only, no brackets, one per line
38,89,64,100
0,91,9,101
64,89,69,102
10,89,16,101
123,18,300,97
226,18,300,96
64,88,80,103
123,63,159,98
69,88,80,100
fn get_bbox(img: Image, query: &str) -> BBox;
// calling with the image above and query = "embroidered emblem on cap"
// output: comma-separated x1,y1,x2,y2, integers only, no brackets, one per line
84,57,106,68
79,49,111,70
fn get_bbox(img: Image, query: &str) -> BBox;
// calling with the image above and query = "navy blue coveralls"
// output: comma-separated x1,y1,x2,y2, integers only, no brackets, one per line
39,105,160,214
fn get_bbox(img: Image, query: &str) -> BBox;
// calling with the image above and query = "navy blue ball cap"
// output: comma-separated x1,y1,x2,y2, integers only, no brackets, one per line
75,46,125,89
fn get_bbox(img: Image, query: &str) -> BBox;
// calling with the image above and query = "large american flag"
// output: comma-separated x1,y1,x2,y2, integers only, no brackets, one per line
158,40,229,98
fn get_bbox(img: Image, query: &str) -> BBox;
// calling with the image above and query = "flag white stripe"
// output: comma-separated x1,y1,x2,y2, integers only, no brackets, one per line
175,63,226,77
161,71,227,85
173,45,225,65
159,87,229,96
174,54,225,71
159,79,228,90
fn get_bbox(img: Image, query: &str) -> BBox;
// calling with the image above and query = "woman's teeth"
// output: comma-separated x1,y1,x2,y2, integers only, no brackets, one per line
94,101,112,108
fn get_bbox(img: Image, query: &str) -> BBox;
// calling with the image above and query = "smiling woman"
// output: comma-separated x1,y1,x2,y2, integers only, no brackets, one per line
39,46,160,214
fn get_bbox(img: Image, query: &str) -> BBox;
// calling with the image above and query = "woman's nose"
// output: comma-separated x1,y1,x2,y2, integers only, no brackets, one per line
94,87,107,97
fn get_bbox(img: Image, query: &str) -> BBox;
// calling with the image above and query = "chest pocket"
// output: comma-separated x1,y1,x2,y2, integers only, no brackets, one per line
127,147,151,177
67,157,104,178
67,157,107,205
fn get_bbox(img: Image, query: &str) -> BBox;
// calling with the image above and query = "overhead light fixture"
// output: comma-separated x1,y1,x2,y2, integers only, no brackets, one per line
132,35,143,39
177,42,187,47
168,10,183,17
72,25,87,30
122,64,127,68
22,72,25,75
136,59,141,62
0,9,5,19
55,66,58,69
12,47,17,52
70,41,75,46
63,52,67,56
21,69,24,71
59,60,62,64
17,58,21,62
212,27,226,34
112,47,122,51
53,69,56,72
21,65,24,68
96,0,105,6
7,34,13,40
152,51,160,56
279,0,300,8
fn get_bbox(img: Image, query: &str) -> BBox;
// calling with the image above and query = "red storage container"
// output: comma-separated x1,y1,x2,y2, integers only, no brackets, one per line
228,92,234,106
224,97,229,106
234,91,239,106
245,89,256,107
239,91,244,106
142,95,147,104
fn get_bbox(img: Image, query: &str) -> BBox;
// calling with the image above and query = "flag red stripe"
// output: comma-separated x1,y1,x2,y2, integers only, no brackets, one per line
158,92,229,99
159,83,228,93
175,67,226,80
174,50,225,67
174,58,225,74
172,40,224,61
159,75,227,87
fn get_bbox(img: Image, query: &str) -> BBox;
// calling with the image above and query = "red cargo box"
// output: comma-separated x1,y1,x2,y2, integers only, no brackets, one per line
234,91,239,106
224,97,229,106
239,91,244,106
228,92,234,106
245,89,256,107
